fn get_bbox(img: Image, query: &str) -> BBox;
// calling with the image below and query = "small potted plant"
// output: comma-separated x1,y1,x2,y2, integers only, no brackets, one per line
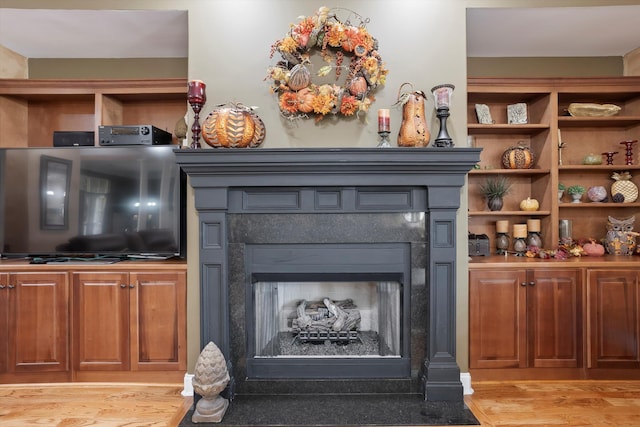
558,183,566,203
480,176,512,211
567,185,586,203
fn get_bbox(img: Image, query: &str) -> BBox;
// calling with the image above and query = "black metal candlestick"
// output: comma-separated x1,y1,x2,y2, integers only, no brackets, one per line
434,107,453,147
431,84,455,148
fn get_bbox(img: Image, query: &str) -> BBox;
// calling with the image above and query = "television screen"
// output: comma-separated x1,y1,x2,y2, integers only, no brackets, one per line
0,146,185,260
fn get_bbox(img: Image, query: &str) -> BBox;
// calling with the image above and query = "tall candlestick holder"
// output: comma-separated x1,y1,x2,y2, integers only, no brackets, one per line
377,131,391,148
188,80,207,149
602,151,618,165
431,84,455,147
620,140,638,165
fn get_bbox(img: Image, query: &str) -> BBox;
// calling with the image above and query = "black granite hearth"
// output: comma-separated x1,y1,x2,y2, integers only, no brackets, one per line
179,394,479,426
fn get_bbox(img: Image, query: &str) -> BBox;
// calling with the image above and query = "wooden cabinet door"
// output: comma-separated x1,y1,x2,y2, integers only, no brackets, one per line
73,272,130,371
130,271,186,371
528,269,582,368
7,272,69,373
469,269,527,368
587,270,640,369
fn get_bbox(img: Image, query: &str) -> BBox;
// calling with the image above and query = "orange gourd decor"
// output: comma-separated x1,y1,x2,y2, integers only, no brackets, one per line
501,145,534,169
396,82,430,147
202,103,266,148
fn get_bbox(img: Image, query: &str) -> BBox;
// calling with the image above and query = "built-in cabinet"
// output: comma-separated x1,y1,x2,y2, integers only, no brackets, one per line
0,262,187,384
0,272,69,376
0,78,187,147
587,269,640,369
73,271,187,376
468,77,640,249
469,268,581,370
470,261,640,380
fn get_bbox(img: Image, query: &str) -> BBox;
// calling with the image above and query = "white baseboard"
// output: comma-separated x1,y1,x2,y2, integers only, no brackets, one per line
182,372,474,396
461,372,474,395
182,373,194,396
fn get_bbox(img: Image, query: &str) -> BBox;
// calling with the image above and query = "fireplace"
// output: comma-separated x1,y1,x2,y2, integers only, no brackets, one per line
175,148,480,409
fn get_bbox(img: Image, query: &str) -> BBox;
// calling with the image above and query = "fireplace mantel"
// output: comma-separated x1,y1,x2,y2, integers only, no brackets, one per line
175,147,480,403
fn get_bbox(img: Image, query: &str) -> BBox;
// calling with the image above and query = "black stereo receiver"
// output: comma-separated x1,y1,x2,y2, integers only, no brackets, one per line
98,125,173,146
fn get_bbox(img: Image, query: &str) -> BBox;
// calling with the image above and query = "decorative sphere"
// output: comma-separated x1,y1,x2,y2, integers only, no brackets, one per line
587,186,607,202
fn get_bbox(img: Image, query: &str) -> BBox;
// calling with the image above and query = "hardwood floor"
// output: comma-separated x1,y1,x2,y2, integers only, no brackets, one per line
1,380,639,426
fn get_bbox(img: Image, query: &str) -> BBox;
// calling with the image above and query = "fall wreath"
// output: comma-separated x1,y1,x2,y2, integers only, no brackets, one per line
267,6,388,121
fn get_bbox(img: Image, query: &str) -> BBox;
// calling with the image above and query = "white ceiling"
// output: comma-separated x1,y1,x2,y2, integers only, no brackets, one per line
0,6,639,59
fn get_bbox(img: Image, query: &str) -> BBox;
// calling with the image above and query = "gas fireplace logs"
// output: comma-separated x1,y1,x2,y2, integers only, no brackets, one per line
291,298,361,343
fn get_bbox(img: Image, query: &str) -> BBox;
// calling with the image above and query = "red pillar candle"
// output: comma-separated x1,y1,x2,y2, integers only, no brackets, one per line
378,109,390,132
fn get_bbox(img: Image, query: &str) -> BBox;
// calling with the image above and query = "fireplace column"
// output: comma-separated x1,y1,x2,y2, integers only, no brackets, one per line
420,186,463,401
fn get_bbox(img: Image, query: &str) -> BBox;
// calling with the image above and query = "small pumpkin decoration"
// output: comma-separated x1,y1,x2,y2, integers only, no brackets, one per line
348,76,368,98
296,88,315,114
583,239,605,256
287,63,311,91
202,103,266,148
519,197,539,211
502,145,534,169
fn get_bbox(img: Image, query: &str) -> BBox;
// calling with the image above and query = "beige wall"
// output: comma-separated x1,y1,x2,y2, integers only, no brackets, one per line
3,0,640,376
0,44,27,78
28,58,187,79
624,47,640,76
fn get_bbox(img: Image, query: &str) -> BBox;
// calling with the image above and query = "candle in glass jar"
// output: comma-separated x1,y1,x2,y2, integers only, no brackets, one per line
496,220,509,234
527,219,541,233
513,224,528,238
378,109,390,132
187,80,206,103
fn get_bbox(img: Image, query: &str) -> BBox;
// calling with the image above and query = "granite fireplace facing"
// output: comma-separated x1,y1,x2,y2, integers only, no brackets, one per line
175,148,480,407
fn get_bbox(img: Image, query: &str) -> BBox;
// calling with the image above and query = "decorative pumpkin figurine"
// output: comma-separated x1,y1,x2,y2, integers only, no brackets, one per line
287,63,311,91
519,197,539,211
582,153,603,165
583,239,605,256
396,82,430,147
611,171,638,203
502,145,534,169
202,103,266,148
604,215,637,255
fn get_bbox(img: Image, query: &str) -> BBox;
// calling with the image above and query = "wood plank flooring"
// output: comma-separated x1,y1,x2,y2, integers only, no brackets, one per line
1,380,639,426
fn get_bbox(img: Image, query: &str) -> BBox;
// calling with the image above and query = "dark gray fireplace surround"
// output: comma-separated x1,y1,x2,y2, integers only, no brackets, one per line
174,148,480,406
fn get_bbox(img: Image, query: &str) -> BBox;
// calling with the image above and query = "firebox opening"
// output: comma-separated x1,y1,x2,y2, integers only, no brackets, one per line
253,280,403,359
244,243,412,379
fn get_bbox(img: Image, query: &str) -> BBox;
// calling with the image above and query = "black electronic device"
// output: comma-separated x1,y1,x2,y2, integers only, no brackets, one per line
468,233,490,256
0,146,186,259
98,125,173,146
53,131,95,147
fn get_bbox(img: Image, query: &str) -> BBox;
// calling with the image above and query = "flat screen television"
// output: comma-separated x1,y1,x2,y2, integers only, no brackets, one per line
0,146,186,260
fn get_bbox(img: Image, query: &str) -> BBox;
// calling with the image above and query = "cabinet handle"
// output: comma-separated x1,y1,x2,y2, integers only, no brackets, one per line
0,285,4,289
8,285,15,289
120,284,126,288
529,281,535,286
129,284,135,289
520,282,527,287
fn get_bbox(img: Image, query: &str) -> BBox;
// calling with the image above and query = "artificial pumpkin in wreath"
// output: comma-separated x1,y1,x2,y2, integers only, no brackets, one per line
202,103,266,148
502,145,534,169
